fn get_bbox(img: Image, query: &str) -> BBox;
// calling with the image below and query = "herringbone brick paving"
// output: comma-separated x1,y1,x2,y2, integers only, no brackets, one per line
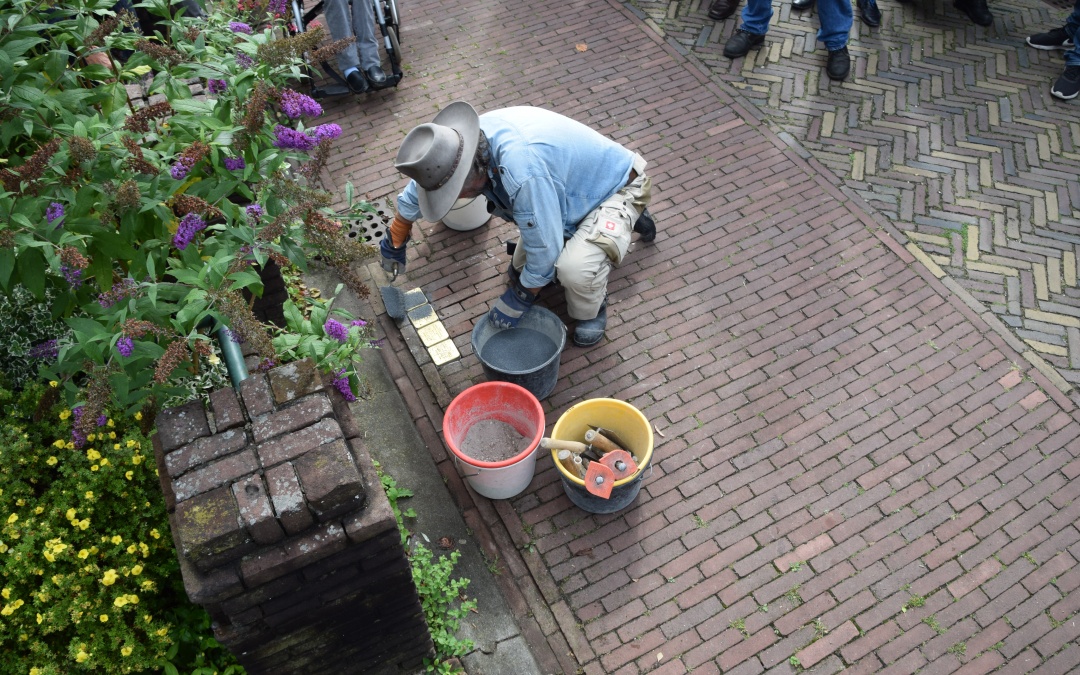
316,0,1080,671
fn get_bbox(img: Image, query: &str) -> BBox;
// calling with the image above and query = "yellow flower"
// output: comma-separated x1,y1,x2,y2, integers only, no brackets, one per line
114,443,121,450
131,455,143,465
49,380,58,387
100,458,110,466
0,588,8,599
126,439,137,448
101,569,118,586
111,535,122,545
90,465,99,471
66,508,77,520
7,514,17,524
155,627,167,637
87,434,96,442
52,439,65,449
208,353,221,365
75,650,89,663
36,614,42,625
113,596,128,607
126,594,139,604
64,441,73,450
33,506,43,514
140,580,154,591
126,544,136,554
107,419,115,428
149,529,160,539
108,431,116,439
139,542,149,557
31,668,42,675
59,410,71,420
90,546,98,554
43,551,55,563
0,543,7,553
131,564,143,576
78,519,90,530
84,491,94,500
99,614,108,622
78,549,89,559
121,646,132,657
46,456,57,466
125,471,133,480
86,449,101,461
135,411,143,421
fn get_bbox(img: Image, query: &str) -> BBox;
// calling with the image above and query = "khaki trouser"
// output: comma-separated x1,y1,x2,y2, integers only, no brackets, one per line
512,153,652,320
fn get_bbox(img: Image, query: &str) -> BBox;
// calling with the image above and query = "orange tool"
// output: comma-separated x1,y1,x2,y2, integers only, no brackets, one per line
600,449,637,480
584,461,614,499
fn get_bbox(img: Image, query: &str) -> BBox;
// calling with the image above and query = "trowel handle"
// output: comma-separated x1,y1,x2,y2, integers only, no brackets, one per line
541,438,588,453
583,429,622,454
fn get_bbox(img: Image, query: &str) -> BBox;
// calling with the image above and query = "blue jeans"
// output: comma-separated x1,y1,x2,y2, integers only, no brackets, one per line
740,0,853,51
1066,0,1080,67
323,0,381,72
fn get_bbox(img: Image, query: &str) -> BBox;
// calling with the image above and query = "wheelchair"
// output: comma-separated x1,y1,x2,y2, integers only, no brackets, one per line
290,0,404,98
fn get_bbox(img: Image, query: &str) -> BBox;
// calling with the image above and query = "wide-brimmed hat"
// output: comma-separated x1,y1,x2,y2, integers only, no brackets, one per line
395,101,480,222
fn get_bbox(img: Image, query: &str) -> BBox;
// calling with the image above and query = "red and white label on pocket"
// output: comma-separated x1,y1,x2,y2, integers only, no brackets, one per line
604,220,617,231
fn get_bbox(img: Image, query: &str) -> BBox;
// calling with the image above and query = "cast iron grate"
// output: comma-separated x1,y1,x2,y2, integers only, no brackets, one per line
344,197,393,244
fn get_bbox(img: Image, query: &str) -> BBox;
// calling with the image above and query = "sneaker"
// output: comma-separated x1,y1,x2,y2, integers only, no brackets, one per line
826,47,850,81
1052,65,1080,100
573,300,607,348
1028,27,1074,51
723,29,765,59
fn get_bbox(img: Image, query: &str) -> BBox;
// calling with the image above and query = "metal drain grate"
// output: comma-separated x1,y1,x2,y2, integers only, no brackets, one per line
344,197,394,244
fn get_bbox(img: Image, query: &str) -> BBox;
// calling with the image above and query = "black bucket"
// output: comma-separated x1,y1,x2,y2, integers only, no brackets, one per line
471,306,566,400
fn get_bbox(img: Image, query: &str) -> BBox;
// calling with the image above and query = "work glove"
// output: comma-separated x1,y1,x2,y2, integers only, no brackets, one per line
380,214,412,276
488,273,536,330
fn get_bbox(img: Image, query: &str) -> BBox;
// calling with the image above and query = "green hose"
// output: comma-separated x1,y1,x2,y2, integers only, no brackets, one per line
216,326,249,387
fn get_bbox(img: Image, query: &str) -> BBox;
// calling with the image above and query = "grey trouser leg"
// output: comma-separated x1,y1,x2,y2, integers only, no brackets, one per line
323,0,381,72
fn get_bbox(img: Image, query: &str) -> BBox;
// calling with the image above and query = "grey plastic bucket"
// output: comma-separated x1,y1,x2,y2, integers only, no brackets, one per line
471,306,566,400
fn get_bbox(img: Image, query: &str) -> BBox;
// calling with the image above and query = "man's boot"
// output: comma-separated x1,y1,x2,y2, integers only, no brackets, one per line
954,0,992,26
633,209,656,242
573,299,607,347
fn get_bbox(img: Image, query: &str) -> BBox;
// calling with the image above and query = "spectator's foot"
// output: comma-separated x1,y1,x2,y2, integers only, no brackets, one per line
1028,28,1074,50
573,301,607,348
792,0,815,9
857,0,881,26
1052,65,1080,100
707,0,740,20
346,70,369,93
826,47,850,81
365,66,387,87
724,29,765,59
953,0,992,26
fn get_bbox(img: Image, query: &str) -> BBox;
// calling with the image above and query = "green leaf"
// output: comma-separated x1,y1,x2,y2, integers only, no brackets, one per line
169,99,216,115
15,247,46,299
282,300,304,330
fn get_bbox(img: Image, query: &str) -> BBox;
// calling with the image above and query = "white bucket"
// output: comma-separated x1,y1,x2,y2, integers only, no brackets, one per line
453,446,540,500
442,196,490,231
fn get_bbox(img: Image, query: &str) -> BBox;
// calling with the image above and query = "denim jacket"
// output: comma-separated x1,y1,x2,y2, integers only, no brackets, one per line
397,106,635,289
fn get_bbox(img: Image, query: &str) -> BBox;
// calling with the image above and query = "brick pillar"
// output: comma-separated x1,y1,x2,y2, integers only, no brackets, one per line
152,358,433,674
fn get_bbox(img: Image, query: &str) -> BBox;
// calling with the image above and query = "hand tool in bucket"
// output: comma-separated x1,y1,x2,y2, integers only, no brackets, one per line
600,449,637,480
586,426,637,460
584,461,614,499
541,437,602,461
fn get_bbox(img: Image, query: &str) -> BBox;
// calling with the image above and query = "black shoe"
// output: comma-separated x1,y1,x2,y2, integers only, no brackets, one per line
857,0,881,26
724,29,766,59
346,70,369,93
707,0,741,20
826,47,850,81
1028,27,1074,51
633,209,656,243
1052,65,1080,100
364,66,387,86
573,300,607,347
791,0,815,9
954,0,992,26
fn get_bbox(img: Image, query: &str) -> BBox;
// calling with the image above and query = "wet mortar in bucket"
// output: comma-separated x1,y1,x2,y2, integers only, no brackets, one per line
480,329,558,372
471,306,566,401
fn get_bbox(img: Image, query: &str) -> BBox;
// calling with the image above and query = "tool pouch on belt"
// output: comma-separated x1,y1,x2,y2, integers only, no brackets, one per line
581,202,635,266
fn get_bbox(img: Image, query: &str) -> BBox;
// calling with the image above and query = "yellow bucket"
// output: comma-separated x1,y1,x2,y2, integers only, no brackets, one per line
550,398,654,513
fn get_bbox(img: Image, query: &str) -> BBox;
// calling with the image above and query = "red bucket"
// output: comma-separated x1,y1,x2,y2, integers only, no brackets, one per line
443,382,545,499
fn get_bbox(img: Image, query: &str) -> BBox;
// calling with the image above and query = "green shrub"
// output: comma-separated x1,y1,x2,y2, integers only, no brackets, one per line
0,286,72,391
0,383,241,674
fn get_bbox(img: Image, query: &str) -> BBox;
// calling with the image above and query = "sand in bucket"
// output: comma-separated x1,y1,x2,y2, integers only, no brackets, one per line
460,419,532,463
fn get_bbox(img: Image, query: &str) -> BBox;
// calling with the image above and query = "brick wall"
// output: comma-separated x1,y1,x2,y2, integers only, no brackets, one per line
152,358,433,674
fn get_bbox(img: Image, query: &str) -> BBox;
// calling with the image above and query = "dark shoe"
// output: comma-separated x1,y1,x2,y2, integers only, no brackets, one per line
954,0,992,26
346,70,369,93
573,301,607,348
857,0,881,26
723,29,766,59
633,209,656,243
365,66,387,86
791,0,815,9
708,0,740,20
1028,27,1074,50
1052,65,1080,100
826,47,850,81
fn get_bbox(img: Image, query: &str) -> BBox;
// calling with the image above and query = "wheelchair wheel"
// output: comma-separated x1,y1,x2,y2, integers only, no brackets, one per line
385,0,400,35
384,24,401,67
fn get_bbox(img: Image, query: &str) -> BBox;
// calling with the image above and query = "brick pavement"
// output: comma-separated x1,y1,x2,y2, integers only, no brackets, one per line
316,0,1080,671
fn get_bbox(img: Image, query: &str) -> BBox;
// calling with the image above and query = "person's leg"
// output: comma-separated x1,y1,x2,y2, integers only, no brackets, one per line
322,0,360,74
816,0,852,80
350,0,383,73
1052,26,1080,99
739,0,773,35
